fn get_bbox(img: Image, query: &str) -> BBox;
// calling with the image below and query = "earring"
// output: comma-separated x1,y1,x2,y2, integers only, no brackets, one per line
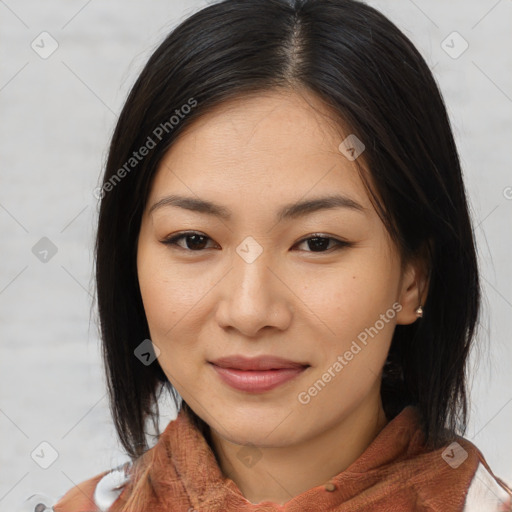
415,305,423,318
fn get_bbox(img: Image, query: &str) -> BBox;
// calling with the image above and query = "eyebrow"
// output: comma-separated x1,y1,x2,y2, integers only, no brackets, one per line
148,193,366,221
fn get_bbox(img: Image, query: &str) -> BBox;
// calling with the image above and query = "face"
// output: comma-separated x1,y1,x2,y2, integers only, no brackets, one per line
136,88,420,448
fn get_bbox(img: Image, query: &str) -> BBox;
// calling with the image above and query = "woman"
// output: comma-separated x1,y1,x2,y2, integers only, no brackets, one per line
49,0,511,510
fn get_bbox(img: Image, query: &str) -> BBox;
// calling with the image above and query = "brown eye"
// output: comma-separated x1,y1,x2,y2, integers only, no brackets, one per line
161,232,217,251
294,235,351,253
161,232,351,253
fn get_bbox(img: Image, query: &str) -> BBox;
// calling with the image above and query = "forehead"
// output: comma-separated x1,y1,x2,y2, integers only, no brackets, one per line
169,88,346,157
149,88,371,211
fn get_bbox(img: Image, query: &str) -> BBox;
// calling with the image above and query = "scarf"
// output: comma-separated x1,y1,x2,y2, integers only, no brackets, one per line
54,405,512,511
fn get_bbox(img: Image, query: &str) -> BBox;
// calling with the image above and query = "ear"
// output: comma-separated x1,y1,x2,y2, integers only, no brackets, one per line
395,245,431,325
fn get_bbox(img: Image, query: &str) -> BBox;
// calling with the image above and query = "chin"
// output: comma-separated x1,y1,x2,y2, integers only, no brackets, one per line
210,407,303,447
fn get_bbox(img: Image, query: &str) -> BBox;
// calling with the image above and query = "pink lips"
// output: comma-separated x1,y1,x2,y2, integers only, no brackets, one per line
209,355,309,393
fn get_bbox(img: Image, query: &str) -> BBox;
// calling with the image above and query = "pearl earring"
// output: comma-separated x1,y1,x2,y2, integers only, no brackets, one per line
415,305,423,318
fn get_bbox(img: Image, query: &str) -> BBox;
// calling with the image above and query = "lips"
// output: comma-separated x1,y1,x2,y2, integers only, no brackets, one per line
209,355,309,371
208,355,310,392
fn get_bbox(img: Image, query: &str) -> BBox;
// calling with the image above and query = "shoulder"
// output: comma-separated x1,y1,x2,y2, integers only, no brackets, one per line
463,459,512,511
398,431,512,511
52,462,132,512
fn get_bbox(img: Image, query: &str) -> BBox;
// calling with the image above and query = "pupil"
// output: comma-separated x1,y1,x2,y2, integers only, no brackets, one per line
187,234,207,250
308,237,329,251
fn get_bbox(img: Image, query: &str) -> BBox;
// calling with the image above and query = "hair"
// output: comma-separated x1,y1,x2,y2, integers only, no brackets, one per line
95,0,480,462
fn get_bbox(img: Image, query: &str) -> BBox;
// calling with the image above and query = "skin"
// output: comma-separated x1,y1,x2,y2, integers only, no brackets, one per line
136,88,428,505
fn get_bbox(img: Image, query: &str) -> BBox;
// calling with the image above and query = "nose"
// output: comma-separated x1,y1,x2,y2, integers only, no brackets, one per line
215,245,293,337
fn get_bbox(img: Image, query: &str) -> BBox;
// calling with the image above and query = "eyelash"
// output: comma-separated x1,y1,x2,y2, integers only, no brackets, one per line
160,231,351,253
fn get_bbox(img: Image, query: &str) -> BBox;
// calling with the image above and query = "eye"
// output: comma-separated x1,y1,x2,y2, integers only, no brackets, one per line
161,231,351,253
293,234,351,253
160,231,218,251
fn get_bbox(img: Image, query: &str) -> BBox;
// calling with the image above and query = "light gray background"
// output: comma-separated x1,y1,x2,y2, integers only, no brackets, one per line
1,0,511,509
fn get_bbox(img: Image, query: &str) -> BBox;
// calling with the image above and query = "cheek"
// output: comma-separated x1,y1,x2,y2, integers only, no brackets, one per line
137,250,205,389
137,245,207,334
301,256,399,331
297,249,400,370
137,263,177,333
298,274,398,415
136,246,223,393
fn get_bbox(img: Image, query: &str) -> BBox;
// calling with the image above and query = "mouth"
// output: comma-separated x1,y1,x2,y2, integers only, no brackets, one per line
208,355,310,392
209,355,310,371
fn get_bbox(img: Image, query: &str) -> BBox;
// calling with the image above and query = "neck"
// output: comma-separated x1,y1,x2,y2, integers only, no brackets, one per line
209,393,388,506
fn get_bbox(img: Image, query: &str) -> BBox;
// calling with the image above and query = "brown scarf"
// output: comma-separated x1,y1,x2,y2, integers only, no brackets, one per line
102,405,506,511
54,405,512,511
